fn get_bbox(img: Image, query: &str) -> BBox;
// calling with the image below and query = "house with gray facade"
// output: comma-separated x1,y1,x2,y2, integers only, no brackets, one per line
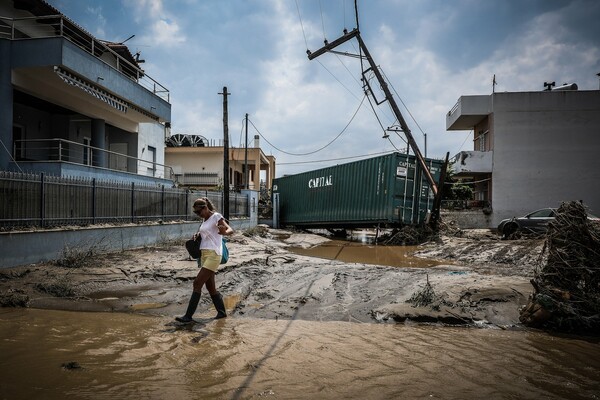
446,83,600,229
0,0,172,185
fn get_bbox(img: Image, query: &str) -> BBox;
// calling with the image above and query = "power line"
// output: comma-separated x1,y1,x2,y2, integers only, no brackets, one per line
382,69,427,139
248,93,367,156
279,150,395,165
295,0,309,51
316,59,360,100
319,0,326,40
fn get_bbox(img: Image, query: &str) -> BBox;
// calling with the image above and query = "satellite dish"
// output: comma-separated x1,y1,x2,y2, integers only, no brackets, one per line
166,133,209,147
166,134,190,147
188,134,208,147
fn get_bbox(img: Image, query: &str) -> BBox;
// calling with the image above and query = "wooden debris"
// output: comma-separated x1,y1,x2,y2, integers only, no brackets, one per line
519,201,600,334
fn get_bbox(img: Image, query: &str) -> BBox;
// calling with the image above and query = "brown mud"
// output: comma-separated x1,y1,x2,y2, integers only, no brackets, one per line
0,227,545,329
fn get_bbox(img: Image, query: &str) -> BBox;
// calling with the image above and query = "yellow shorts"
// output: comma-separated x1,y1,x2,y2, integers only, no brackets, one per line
199,250,221,272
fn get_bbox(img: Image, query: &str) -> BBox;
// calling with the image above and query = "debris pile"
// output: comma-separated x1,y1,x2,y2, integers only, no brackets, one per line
383,224,439,246
519,201,600,334
406,275,438,308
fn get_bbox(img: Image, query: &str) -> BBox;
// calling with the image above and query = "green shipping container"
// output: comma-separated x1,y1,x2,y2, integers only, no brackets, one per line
272,152,443,228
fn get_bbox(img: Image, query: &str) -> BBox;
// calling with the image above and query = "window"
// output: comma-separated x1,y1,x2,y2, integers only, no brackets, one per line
476,130,489,151
147,146,156,176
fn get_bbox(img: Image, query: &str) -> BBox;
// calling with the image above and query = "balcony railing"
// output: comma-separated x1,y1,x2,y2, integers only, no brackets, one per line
14,139,176,182
175,172,220,187
451,151,493,174
0,15,169,102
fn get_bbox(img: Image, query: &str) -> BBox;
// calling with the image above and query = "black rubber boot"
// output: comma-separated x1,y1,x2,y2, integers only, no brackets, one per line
210,292,227,319
175,291,201,323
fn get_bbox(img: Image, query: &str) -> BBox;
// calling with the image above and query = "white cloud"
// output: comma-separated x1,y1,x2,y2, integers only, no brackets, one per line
149,18,186,45
85,6,107,38
126,0,164,20
125,0,186,46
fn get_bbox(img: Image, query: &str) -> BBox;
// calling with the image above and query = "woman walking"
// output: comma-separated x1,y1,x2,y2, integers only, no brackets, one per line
176,197,233,323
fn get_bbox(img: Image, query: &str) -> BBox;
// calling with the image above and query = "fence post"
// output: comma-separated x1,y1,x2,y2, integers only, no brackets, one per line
185,189,189,221
92,178,97,224
131,182,135,223
40,172,45,228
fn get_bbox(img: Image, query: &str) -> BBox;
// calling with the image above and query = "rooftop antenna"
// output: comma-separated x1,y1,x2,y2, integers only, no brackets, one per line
121,34,135,44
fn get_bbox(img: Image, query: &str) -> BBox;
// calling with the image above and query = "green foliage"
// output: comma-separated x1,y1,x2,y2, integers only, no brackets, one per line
451,184,473,201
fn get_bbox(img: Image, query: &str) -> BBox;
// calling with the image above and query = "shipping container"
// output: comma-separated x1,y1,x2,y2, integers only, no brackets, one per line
272,152,444,228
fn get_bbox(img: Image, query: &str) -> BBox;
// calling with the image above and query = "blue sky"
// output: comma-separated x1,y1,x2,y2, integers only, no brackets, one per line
46,0,600,177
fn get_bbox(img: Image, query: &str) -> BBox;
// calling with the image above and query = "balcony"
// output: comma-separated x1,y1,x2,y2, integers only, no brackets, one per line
446,95,491,131
12,138,176,186
451,151,493,175
1,14,170,124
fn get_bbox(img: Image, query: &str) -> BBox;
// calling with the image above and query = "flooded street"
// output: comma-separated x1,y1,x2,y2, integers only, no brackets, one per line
1,308,599,399
290,239,450,268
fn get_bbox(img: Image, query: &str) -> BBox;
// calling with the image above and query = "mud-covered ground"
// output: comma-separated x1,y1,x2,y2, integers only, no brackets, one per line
0,227,545,329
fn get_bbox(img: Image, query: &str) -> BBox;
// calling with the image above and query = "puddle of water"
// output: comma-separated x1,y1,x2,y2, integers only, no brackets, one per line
129,302,168,311
1,308,598,399
290,239,448,268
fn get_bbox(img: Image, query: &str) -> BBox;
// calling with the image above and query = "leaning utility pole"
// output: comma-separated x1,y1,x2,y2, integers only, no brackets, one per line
219,86,230,219
244,113,249,189
307,28,445,225
307,29,437,198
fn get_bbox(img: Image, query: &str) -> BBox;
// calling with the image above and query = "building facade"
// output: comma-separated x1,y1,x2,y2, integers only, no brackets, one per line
0,0,172,185
446,87,600,228
165,134,276,192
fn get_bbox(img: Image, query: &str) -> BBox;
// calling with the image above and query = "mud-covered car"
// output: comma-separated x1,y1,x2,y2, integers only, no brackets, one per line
498,207,598,237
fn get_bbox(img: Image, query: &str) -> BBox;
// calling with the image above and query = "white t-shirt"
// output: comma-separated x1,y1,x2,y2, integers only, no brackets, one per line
199,212,223,256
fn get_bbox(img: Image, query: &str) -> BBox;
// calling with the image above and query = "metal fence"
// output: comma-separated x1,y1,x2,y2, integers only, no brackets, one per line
0,171,249,230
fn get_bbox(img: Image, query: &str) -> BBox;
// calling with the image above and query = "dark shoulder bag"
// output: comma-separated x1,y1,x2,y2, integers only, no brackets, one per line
185,236,201,260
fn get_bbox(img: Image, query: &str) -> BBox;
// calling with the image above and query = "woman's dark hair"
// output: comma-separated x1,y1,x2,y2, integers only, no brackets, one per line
193,197,216,212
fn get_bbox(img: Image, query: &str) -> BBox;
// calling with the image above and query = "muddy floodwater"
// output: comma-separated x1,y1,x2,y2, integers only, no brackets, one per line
1,308,599,399
290,239,449,268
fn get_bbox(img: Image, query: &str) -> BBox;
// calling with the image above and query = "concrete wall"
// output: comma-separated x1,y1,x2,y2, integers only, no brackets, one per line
441,210,493,230
491,90,600,226
0,217,256,269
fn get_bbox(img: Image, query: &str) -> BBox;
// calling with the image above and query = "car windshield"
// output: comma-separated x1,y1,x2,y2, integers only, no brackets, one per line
526,209,555,218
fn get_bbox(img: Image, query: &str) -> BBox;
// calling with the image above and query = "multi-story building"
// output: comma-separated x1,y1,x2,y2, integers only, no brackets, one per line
446,83,600,228
165,133,276,192
0,0,172,185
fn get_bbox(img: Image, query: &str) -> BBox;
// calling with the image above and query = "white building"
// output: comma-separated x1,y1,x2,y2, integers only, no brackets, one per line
446,85,600,228
165,134,276,191
1,0,172,185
